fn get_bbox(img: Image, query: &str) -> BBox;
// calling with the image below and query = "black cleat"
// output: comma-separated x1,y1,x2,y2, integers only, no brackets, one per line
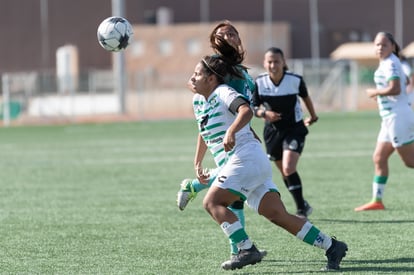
221,244,262,270
296,200,313,218
323,238,348,271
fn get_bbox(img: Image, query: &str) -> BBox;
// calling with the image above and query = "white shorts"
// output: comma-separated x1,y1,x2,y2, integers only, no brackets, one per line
377,110,414,147
211,141,279,212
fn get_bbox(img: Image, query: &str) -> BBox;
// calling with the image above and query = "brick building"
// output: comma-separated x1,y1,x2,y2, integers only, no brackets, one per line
1,0,413,75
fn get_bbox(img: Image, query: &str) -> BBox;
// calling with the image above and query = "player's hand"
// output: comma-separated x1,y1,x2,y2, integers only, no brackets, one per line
304,116,318,126
265,110,282,123
195,166,210,184
223,131,236,152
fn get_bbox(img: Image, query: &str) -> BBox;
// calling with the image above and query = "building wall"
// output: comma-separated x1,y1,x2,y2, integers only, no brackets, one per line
0,0,413,74
125,22,290,89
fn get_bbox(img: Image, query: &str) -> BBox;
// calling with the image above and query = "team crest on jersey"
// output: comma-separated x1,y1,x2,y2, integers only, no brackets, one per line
209,98,217,106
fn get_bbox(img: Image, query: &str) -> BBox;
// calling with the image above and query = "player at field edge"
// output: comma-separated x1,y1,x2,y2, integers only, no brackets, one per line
252,47,318,218
176,20,266,263
188,54,348,271
355,32,414,211
400,55,414,105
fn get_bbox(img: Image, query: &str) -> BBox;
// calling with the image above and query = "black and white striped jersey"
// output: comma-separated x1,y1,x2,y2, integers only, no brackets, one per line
252,72,309,128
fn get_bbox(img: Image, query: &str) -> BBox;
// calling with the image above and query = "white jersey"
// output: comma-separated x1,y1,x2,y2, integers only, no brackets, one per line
374,53,410,118
402,61,412,79
192,84,255,168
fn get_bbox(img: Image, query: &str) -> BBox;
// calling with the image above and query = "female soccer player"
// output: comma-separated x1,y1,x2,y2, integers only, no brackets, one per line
176,21,265,261
252,47,318,218
355,32,414,211
189,54,347,271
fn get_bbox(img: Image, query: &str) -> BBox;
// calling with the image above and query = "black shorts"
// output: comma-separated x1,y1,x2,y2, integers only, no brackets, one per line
263,122,308,161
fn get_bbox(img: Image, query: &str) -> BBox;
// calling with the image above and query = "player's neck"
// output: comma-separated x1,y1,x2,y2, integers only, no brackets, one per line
270,72,283,86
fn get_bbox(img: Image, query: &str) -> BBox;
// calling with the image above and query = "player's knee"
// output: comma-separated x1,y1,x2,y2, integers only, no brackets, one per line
202,197,213,212
373,153,385,165
282,167,295,176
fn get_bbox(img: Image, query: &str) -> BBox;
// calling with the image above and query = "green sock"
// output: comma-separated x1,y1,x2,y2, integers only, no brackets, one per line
227,206,245,254
221,221,249,254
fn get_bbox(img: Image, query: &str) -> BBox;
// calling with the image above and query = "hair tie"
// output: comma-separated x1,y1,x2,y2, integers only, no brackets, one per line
202,59,225,79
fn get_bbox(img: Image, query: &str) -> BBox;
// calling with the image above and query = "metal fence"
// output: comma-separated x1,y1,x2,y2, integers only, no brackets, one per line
0,59,377,126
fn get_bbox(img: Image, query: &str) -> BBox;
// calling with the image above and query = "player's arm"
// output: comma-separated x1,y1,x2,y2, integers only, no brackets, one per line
367,78,401,97
224,99,253,152
194,134,209,184
251,84,280,122
302,96,318,126
298,77,318,125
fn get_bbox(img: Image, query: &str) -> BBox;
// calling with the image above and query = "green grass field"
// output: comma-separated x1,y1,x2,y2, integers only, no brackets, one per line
0,111,413,274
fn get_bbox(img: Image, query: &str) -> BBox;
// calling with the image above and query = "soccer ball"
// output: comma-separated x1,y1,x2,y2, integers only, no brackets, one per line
97,16,133,52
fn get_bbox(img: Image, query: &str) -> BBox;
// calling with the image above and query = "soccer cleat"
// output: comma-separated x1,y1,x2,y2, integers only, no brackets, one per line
259,249,267,258
176,179,197,211
296,200,313,218
221,244,262,270
354,201,385,211
222,249,267,270
323,238,348,271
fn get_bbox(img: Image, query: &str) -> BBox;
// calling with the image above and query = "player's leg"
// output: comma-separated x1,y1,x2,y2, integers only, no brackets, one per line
355,141,394,211
225,200,267,260
395,110,414,168
255,190,347,271
397,142,414,168
177,170,265,260
281,150,312,218
227,200,244,255
203,186,262,270
280,128,312,217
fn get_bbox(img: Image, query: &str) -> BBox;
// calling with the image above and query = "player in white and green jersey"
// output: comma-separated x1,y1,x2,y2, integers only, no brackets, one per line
176,21,263,259
189,54,347,271
355,32,414,211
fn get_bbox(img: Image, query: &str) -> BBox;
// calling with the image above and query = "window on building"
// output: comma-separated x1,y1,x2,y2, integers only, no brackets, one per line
186,38,201,56
131,39,145,57
159,39,172,56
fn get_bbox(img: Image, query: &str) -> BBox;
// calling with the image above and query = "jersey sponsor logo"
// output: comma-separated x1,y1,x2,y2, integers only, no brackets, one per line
207,137,223,145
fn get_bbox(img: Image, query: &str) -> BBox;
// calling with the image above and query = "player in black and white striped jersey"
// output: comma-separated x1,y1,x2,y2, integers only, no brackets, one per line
252,47,318,218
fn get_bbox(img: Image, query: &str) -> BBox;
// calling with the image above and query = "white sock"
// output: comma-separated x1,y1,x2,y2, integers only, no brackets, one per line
373,183,385,201
220,221,243,237
296,221,332,250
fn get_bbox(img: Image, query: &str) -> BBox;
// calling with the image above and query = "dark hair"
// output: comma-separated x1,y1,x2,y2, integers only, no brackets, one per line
209,20,245,79
200,55,229,84
377,32,401,58
266,47,289,71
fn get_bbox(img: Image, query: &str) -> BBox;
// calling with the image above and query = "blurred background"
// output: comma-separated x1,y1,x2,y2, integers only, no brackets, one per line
1,0,413,125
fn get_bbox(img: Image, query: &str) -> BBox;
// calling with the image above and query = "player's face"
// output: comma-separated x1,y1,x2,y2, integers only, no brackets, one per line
189,62,211,97
263,52,285,76
374,34,394,60
215,25,241,49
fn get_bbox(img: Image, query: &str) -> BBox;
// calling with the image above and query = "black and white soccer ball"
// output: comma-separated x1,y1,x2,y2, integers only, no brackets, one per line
97,16,134,52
